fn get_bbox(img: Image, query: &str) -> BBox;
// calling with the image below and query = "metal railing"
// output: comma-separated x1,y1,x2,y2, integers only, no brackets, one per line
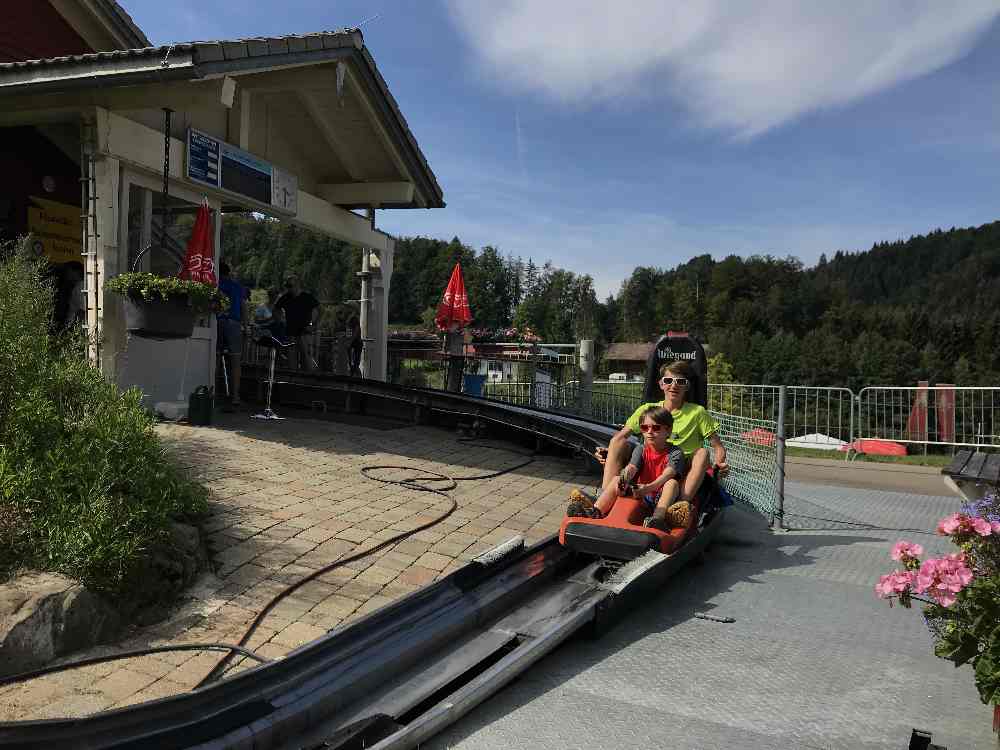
708,384,855,456
856,386,1000,449
482,380,644,426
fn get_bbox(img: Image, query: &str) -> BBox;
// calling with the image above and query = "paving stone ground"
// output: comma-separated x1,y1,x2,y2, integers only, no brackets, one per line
0,412,592,721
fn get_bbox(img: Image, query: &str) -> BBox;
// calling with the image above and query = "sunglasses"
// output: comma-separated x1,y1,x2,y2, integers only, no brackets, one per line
660,377,689,386
639,423,665,433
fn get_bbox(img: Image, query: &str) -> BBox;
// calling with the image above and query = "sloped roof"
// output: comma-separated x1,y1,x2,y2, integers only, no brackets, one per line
0,29,444,209
91,0,151,49
605,343,655,361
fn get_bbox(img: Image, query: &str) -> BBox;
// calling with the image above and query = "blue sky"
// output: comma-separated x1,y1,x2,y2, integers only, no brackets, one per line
125,1,1000,297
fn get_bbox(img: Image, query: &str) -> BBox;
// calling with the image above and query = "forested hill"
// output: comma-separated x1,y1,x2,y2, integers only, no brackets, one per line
614,221,1000,388
220,214,1000,387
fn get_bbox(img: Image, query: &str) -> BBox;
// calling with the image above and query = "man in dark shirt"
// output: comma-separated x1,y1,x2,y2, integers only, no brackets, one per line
275,275,319,371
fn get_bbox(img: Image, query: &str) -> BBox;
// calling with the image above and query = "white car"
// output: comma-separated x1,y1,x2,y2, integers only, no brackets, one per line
608,373,627,382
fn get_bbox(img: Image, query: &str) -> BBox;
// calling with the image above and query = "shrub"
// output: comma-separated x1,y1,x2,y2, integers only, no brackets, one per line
0,245,207,600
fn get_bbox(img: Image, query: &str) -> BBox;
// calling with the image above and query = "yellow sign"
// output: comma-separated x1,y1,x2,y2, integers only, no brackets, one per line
27,196,81,265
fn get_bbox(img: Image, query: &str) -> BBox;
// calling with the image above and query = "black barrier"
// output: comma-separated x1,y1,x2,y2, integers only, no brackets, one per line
641,332,708,407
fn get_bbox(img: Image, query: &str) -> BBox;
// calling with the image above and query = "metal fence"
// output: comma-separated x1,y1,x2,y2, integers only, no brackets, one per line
709,383,1000,454
483,380,645,426
857,387,1000,449
708,384,855,456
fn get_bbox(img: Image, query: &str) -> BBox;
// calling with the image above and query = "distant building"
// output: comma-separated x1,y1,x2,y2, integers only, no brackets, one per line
603,343,655,379
604,339,714,379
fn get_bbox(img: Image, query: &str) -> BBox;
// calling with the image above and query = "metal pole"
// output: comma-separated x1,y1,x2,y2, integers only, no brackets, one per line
578,339,594,417
775,384,787,530
358,207,374,378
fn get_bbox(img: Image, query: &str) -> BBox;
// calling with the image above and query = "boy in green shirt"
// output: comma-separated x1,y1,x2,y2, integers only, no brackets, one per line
594,360,728,507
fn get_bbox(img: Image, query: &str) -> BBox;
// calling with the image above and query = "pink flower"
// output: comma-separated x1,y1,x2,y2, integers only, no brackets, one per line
936,513,996,537
874,570,915,599
970,517,993,536
913,555,974,607
992,522,1000,535
890,541,924,562
936,514,962,535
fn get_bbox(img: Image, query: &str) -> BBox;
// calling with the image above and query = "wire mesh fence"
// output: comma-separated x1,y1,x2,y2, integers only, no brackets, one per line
709,384,855,457
711,411,781,520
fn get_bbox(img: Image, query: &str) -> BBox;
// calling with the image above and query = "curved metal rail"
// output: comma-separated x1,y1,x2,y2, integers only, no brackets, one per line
0,377,722,750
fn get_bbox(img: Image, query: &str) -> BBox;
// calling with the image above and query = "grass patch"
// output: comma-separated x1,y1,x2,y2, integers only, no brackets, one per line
0,246,207,601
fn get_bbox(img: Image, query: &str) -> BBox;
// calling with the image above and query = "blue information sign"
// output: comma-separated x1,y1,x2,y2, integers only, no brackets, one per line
187,129,220,187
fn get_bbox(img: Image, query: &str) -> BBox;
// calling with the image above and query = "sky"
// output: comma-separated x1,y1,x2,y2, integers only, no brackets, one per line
124,1,1000,297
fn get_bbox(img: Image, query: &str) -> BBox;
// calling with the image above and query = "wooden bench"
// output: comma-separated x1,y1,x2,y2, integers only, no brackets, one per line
943,449,1000,500
944,450,1000,484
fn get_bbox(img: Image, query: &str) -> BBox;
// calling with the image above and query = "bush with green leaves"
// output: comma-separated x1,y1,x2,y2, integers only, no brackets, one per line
105,272,229,314
0,246,208,600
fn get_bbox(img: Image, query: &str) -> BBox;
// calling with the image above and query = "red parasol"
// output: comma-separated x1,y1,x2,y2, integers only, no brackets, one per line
178,201,217,285
435,263,472,331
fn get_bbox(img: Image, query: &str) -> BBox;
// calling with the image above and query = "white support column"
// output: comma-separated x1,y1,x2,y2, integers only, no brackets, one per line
94,154,121,379
358,213,372,379
368,238,393,382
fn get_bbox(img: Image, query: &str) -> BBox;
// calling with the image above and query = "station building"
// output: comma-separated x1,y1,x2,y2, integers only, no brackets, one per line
0,0,444,405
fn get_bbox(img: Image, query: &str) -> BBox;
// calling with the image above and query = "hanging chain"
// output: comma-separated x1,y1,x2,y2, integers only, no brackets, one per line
162,107,173,238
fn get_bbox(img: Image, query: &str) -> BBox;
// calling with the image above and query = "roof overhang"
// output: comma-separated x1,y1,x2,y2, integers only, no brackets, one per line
0,30,444,210
51,0,151,52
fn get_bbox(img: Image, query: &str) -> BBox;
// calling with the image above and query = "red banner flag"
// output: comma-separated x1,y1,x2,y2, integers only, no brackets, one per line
907,380,929,442
178,202,217,285
435,263,472,332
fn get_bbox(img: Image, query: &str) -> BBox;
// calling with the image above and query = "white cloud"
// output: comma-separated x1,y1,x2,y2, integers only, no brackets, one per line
446,1,999,137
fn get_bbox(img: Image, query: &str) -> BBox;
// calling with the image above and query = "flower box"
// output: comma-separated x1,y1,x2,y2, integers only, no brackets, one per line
105,272,229,340
123,293,197,339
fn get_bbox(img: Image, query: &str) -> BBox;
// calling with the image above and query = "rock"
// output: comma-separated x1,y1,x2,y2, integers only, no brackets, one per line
0,572,120,677
0,522,210,674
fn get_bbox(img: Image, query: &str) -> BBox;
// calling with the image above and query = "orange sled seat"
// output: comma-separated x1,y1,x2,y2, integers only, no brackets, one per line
559,492,700,560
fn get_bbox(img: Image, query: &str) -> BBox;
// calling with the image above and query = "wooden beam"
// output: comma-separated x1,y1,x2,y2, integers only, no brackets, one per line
297,90,366,181
317,181,414,207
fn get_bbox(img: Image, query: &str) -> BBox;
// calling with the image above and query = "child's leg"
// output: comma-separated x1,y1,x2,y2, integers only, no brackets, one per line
680,448,710,502
594,480,620,516
645,479,681,530
647,479,679,525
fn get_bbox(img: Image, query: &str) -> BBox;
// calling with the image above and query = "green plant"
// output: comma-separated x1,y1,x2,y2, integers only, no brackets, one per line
1,246,208,601
105,272,229,314
875,498,1000,732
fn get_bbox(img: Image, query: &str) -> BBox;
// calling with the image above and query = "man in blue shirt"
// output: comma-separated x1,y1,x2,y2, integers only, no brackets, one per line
217,262,249,408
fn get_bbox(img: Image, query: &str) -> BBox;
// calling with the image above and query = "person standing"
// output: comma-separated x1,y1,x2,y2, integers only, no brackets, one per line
217,262,249,408
347,314,363,377
275,275,320,371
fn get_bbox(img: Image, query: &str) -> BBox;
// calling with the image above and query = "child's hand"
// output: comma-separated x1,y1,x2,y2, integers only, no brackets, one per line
617,466,636,496
594,446,609,465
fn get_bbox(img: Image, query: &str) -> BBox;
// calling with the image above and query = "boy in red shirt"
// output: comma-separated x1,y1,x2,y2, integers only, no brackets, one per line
568,405,687,530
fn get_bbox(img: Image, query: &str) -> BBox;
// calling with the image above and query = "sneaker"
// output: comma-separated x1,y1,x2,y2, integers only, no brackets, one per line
567,489,595,517
665,501,691,529
643,515,667,531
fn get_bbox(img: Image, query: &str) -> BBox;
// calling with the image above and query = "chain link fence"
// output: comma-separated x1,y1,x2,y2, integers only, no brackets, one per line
711,411,782,522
